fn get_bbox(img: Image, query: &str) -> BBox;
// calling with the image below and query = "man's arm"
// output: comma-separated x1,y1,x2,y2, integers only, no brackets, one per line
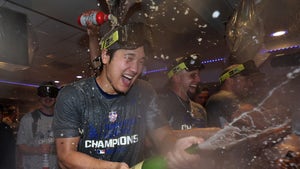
148,125,178,154
87,24,100,63
55,137,129,169
173,127,220,140
148,126,205,169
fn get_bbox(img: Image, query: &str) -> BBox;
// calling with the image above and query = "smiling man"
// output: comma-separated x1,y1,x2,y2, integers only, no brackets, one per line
17,81,59,169
158,54,207,130
53,22,204,169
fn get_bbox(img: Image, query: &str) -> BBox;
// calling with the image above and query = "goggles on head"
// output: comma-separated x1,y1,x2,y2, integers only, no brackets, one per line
100,22,153,51
167,53,204,78
37,85,59,98
219,64,245,83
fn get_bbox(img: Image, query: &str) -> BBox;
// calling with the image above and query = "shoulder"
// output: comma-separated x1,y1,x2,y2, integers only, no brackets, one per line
134,79,154,89
21,111,35,119
19,110,37,123
190,100,206,112
64,77,95,90
190,100,205,109
131,79,156,94
208,90,236,102
58,77,96,97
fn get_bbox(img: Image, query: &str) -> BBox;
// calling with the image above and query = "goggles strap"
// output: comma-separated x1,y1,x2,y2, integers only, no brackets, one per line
167,62,188,78
219,64,245,83
100,29,120,50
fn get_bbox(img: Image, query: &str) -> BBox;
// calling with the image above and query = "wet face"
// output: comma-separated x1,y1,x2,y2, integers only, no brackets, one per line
178,69,201,95
194,90,209,106
102,46,146,94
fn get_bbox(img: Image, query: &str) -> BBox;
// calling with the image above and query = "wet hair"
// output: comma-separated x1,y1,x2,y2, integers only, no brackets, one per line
219,60,263,83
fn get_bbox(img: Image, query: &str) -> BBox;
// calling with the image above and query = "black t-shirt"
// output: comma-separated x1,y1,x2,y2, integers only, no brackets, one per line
158,90,207,130
53,77,167,166
205,90,239,127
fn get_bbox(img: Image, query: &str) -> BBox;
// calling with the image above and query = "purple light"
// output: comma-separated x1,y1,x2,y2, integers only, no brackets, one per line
267,44,300,53
143,57,225,75
0,79,38,88
143,67,168,75
201,57,225,64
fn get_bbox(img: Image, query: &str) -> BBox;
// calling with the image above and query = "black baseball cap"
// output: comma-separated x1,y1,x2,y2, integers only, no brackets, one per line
99,22,154,54
167,53,204,78
37,81,59,98
219,60,264,83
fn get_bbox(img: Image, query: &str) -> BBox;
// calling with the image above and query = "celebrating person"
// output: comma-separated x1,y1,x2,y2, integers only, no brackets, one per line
17,81,59,169
53,22,204,169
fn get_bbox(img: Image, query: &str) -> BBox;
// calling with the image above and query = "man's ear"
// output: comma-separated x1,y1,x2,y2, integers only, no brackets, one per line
172,73,180,83
101,49,110,64
226,77,235,85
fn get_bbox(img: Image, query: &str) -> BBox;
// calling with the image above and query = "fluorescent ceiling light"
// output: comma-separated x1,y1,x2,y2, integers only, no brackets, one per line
212,10,220,18
271,30,287,37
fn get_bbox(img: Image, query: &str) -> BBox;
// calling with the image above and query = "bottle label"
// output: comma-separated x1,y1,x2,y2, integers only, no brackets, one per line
130,161,144,169
80,14,96,26
89,12,97,25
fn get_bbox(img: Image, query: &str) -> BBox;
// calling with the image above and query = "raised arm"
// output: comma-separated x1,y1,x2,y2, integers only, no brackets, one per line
86,22,101,63
149,126,205,169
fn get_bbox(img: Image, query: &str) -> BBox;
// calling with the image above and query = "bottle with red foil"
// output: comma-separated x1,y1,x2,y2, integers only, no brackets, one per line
78,10,109,27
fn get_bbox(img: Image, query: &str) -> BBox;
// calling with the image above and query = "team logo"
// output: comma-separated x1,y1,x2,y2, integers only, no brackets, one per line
108,111,118,122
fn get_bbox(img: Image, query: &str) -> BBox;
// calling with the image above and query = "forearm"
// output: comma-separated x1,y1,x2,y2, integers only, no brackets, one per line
89,36,100,61
58,150,126,169
173,127,220,140
150,126,178,154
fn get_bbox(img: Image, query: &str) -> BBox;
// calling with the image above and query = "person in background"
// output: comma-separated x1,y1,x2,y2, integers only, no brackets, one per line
16,81,59,169
192,84,210,107
205,60,262,128
53,22,204,169
158,54,207,130
0,105,16,169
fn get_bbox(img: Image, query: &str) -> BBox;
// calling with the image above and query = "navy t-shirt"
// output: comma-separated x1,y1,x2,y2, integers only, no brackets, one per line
53,77,167,166
158,90,207,130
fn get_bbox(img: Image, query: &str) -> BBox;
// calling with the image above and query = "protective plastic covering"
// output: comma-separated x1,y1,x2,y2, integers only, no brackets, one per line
226,0,265,64
102,0,143,25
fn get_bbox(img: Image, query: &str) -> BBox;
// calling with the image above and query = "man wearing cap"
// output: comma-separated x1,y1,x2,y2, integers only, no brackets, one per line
159,54,207,130
53,22,204,169
17,81,59,169
205,60,262,128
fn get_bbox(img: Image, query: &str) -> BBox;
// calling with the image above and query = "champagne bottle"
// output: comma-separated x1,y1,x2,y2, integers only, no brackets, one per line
130,156,166,169
130,144,200,169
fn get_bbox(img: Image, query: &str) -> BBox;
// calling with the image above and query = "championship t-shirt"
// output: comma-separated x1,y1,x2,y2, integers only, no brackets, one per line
53,77,167,166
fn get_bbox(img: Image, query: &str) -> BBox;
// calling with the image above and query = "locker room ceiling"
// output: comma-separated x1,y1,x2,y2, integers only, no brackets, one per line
0,0,299,102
